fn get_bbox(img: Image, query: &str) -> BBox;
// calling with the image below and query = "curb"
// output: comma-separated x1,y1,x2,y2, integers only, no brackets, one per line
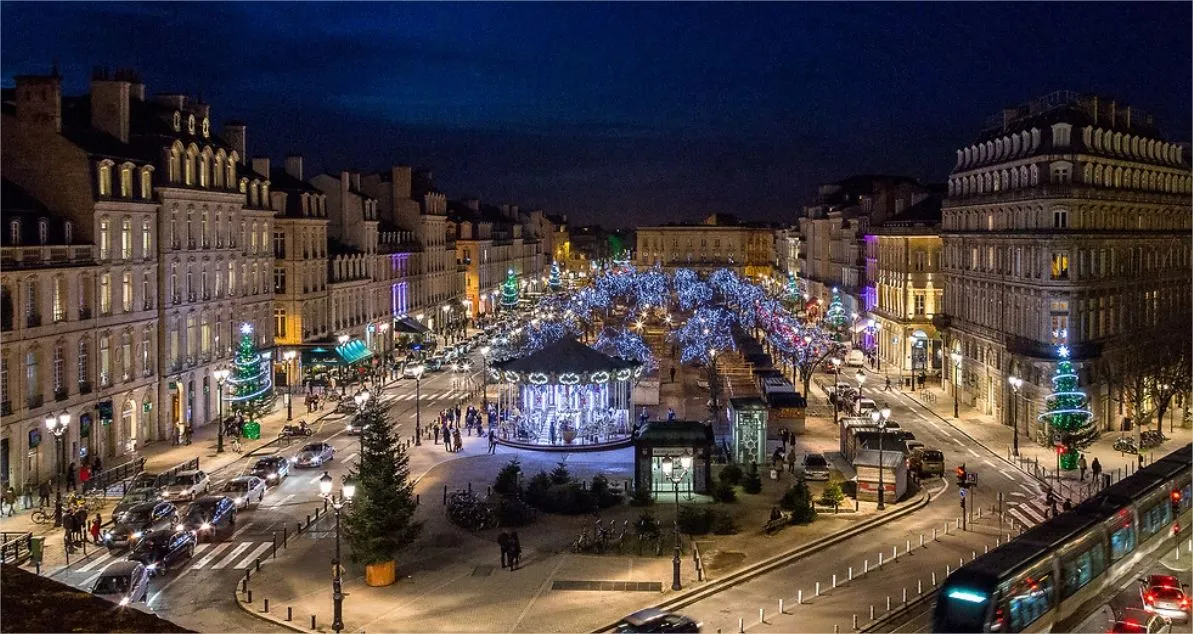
591,487,934,633
233,588,312,633
899,391,1037,480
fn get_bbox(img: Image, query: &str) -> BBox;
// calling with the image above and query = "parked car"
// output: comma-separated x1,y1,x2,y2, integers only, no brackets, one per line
909,448,945,478
178,496,237,541
223,476,267,509
90,560,150,606
127,529,196,576
403,364,425,379
251,456,291,484
104,500,178,552
293,442,335,468
129,472,161,490
845,349,866,367
1141,574,1191,622
425,356,445,372
160,470,210,502
335,400,359,414
614,608,702,633
113,487,163,517
800,453,832,481
1111,608,1172,634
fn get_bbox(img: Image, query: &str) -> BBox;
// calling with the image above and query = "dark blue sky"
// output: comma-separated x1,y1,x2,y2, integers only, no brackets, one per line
3,2,1189,227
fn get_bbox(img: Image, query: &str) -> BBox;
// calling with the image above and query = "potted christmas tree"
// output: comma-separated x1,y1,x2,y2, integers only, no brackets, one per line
226,323,274,440
1038,345,1098,471
343,401,421,586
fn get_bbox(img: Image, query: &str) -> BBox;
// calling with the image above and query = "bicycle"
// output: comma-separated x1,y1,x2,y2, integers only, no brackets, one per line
30,509,51,524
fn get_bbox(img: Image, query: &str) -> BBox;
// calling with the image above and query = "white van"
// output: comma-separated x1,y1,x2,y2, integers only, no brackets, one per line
845,349,866,367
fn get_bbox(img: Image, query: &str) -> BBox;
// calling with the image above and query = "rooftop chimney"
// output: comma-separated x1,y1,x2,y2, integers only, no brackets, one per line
390,165,412,199
14,70,63,134
222,122,246,163
285,155,303,181
90,67,131,144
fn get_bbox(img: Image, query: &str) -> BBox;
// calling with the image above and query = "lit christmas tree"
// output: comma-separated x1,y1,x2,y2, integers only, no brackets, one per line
548,261,562,292
226,323,274,424
1038,345,1098,470
824,288,847,332
500,269,520,309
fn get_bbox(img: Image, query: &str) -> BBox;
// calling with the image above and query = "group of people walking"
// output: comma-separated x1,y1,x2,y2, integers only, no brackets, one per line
496,531,523,570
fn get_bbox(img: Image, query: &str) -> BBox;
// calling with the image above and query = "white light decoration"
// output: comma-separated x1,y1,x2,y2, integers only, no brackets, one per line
559,372,580,385
615,368,632,381
240,322,253,335
590,371,610,384
529,372,550,385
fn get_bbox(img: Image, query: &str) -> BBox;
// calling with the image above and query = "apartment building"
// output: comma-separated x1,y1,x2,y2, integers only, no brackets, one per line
635,214,774,278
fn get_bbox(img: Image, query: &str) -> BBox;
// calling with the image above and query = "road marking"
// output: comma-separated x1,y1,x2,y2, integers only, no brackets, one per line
1018,503,1048,523
231,521,254,540
210,542,252,569
234,542,274,569
149,566,193,605
192,542,231,569
81,569,105,589
77,552,114,573
999,469,1016,481
967,448,980,457
1019,483,1038,495
345,452,358,463
269,493,295,509
952,437,964,446
1008,508,1037,528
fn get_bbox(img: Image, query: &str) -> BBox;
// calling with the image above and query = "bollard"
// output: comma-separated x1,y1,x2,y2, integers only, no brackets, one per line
886,596,891,611
945,522,950,535
869,605,875,621
272,533,278,558
779,599,785,614
946,564,951,576
835,626,839,634
848,566,853,582
306,514,311,527
323,498,328,512
468,481,472,493
283,526,288,548
902,588,907,605
256,558,262,572
853,615,858,631
864,560,869,574
297,521,303,535
760,608,765,624
247,589,253,603
833,573,837,589
984,545,989,555
242,577,248,593
932,571,937,586
287,607,292,621
443,484,448,504
878,553,884,567
892,545,898,561
738,618,745,633
798,589,803,604
246,568,252,582
933,527,938,541
816,581,821,597
921,534,925,548
960,557,965,567
416,493,420,505
918,579,923,595
955,518,960,529
264,598,269,613
906,539,911,555
312,615,317,629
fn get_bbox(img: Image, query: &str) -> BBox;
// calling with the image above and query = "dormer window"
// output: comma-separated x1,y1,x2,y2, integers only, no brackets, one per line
202,117,210,138
120,166,133,197
97,162,112,196
1052,123,1072,149
1050,161,1073,185
141,167,153,199
187,114,196,135
38,219,48,245
172,111,181,132
63,221,72,244
9,220,20,245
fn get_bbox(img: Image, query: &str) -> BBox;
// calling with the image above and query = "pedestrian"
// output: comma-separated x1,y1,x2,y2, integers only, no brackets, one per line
667,407,676,422
66,462,77,492
772,447,784,471
1091,457,1102,481
38,481,50,508
669,366,676,383
455,406,462,424
770,506,782,522
22,483,34,511
488,429,497,454
2,486,16,517
79,463,91,490
444,430,453,453
62,509,76,546
453,428,463,453
786,450,797,475
497,532,510,567
509,532,522,570
884,376,891,391
1079,455,1088,481
433,424,441,445
92,456,102,476
90,514,102,545
1138,453,1145,469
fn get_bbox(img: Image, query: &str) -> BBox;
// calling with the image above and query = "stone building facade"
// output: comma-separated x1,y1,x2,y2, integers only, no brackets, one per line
940,91,1192,439
448,200,547,319
635,214,774,278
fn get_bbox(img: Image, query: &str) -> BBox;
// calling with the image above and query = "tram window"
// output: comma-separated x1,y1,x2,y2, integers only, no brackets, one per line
1139,499,1172,540
1060,538,1106,599
1110,524,1136,561
1006,566,1054,631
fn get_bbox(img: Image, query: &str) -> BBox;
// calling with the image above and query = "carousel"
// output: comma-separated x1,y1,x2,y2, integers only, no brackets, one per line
490,337,642,450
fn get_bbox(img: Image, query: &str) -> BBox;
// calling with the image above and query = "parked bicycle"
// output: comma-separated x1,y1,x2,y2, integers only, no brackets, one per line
29,509,51,524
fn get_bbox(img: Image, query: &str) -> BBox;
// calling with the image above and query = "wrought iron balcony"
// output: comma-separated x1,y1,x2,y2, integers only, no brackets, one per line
78,382,92,395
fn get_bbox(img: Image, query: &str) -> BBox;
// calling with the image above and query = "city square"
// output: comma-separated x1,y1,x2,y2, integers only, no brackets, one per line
0,3,1191,634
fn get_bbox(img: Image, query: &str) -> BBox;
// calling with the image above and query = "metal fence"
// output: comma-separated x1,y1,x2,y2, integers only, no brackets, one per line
0,532,32,565
82,457,146,495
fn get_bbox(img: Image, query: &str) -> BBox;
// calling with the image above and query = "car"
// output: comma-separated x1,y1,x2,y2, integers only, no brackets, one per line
1111,608,1172,633
614,608,702,633
335,400,359,414
104,500,178,552
403,364,424,379
251,456,291,484
223,476,267,509
127,529,196,576
160,470,210,502
845,349,866,368
293,442,335,468
345,418,367,435
90,560,150,606
1141,574,1191,622
129,472,161,490
425,356,445,372
113,487,163,517
178,495,237,541
800,453,831,481
909,448,945,478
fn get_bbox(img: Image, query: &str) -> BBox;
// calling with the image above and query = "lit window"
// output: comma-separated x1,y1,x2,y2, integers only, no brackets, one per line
1050,253,1070,280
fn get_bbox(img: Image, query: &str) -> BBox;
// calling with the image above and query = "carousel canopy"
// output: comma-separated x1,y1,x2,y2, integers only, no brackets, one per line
492,337,641,384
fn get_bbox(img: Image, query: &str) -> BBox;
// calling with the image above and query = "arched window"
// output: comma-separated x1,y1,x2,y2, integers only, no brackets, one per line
169,145,181,183
37,219,48,244
141,167,153,199
120,166,133,197
8,220,20,245
52,276,66,322
184,149,195,186
213,154,225,188
121,331,132,380
1094,164,1104,186
98,334,111,386
199,154,209,187
97,162,112,196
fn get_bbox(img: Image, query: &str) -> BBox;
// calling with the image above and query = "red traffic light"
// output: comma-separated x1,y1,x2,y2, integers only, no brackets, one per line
1173,490,1183,503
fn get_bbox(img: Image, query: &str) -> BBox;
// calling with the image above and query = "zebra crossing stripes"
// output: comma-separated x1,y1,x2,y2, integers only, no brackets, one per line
70,540,282,576
1007,496,1051,528
209,542,253,569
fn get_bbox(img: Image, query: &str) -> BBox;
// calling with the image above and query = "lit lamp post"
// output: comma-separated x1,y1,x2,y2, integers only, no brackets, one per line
1008,376,1023,458
950,351,962,419
283,350,297,422
659,453,693,591
479,346,491,410
870,406,892,510
442,305,452,343
854,369,866,409
830,357,842,425
214,369,230,453
412,363,425,446
45,413,70,499
318,471,355,634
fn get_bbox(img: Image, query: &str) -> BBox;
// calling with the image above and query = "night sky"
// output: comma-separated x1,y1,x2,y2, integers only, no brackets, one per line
3,2,1189,227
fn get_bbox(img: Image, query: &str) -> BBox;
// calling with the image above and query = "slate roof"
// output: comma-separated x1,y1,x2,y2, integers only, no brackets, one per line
494,337,639,374
269,167,320,193
0,179,83,247
878,195,942,228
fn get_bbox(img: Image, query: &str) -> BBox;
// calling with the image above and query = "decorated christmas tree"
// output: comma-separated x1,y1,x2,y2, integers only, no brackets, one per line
548,261,562,292
226,323,274,424
824,288,847,332
1038,345,1098,470
500,269,520,309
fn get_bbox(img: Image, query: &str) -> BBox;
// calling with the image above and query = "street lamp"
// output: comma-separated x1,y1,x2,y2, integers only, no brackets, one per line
950,351,963,419
318,471,355,634
412,364,425,446
214,369,230,453
45,412,70,498
337,334,351,393
870,407,891,510
283,350,297,422
1008,376,1024,458
830,358,842,425
854,369,866,406
660,453,693,591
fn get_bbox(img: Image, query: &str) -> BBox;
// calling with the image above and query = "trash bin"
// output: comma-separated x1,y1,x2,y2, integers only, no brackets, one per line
242,421,261,440
29,536,44,565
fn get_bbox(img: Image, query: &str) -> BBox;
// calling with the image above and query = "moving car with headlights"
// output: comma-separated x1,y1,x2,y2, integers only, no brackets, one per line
160,470,209,502
614,608,702,633
222,476,266,509
1111,608,1172,633
402,364,424,379
104,500,178,552
293,442,335,468
90,560,150,606
251,456,290,484
113,487,162,517
1141,575,1191,622
425,355,445,372
909,448,946,478
178,496,236,541
800,453,832,481
346,418,368,435
127,530,196,576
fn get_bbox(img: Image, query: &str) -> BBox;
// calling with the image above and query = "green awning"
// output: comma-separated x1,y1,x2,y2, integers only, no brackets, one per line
336,339,375,365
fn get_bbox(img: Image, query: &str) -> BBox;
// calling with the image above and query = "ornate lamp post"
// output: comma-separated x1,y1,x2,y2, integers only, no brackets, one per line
283,350,297,422
337,334,350,393
870,406,891,510
950,351,962,419
830,357,842,425
45,412,70,498
1007,376,1023,458
660,453,693,591
318,471,355,634
854,369,866,408
214,369,230,453
412,363,425,446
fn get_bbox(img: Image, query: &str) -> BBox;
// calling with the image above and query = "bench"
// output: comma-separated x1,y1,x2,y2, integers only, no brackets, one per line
762,513,790,534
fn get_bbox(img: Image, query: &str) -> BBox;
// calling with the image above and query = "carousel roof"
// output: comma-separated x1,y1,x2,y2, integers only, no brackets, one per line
495,337,640,374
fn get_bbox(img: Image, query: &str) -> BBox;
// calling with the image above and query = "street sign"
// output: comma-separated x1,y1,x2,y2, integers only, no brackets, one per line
965,473,978,484
959,488,967,499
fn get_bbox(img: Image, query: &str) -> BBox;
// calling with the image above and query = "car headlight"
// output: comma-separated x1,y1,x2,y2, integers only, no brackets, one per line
267,474,278,480
200,522,211,531
290,457,297,463
132,531,143,540
146,563,157,571
235,497,244,504
174,524,184,532
119,596,131,606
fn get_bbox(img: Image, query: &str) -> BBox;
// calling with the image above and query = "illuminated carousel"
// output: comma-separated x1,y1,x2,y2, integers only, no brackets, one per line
490,337,642,451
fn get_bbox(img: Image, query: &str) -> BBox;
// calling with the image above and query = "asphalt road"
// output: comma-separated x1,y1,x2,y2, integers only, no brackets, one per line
48,357,483,633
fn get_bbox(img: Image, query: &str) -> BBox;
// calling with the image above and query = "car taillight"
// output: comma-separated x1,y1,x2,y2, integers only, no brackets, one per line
1181,597,1190,608
1144,593,1155,604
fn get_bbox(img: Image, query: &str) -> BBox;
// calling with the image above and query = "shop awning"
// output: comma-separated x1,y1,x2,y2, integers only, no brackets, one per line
336,339,375,365
393,317,430,334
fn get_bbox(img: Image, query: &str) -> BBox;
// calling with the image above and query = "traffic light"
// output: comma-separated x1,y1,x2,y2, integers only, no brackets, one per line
1173,489,1183,514
956,464,968,487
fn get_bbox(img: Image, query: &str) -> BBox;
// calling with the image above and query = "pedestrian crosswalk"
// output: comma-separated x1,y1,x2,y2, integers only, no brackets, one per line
1007,489,1055,528
72,540,279,575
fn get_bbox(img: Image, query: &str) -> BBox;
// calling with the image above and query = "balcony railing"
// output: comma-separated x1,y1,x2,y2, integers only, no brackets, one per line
54,388,68,402
26,394,43,409
78,382,92,395
25,313,41,328
0,244,93,269
0,401,11,416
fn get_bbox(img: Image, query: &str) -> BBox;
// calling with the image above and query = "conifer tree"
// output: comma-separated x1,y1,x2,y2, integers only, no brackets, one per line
343,402,422,565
